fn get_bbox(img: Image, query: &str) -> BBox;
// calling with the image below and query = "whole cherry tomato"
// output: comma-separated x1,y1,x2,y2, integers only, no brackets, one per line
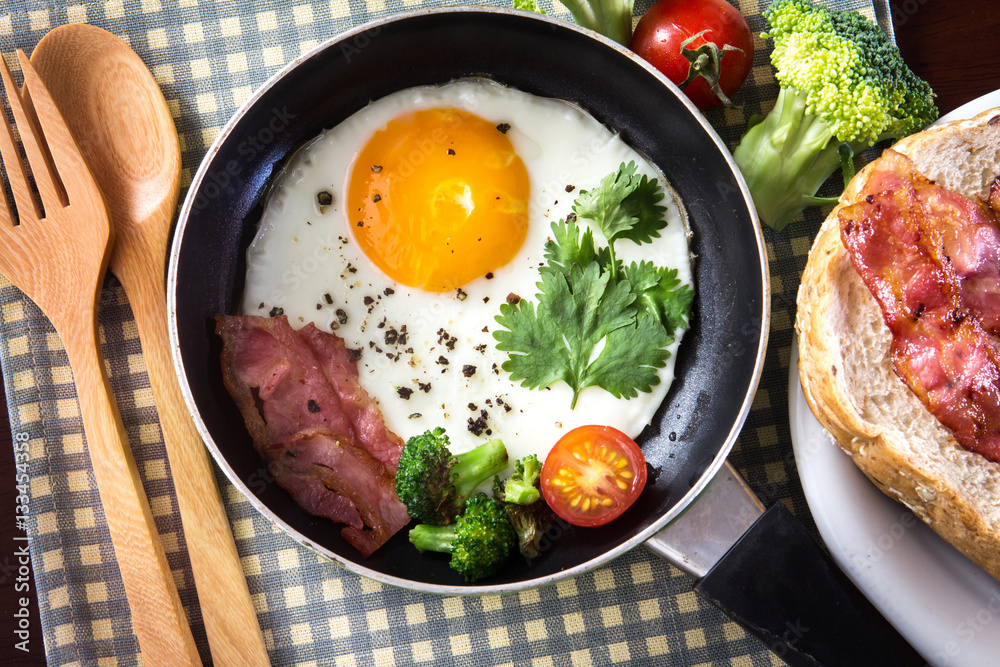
540,425,647,527
630,0,754,109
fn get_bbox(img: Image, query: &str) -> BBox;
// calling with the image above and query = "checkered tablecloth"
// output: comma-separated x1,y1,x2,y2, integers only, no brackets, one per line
0,0,891,664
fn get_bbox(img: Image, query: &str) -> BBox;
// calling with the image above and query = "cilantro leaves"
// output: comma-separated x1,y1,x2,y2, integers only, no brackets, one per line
494,161,694,408
496,263,639,402
622,261,695,334
573,161,667,246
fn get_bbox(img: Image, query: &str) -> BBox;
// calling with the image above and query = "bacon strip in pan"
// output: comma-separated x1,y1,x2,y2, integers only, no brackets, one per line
216,314,409,556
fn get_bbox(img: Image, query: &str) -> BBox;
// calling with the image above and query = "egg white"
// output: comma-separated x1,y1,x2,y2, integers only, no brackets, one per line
241,79,692,464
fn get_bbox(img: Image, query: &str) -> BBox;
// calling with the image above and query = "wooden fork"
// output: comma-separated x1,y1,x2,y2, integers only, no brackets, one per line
0,51,201,666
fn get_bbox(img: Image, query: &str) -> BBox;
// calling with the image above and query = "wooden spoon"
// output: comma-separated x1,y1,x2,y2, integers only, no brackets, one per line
31,25,270,667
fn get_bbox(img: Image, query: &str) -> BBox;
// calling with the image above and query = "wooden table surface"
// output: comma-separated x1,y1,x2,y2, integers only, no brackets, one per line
0,2,997,664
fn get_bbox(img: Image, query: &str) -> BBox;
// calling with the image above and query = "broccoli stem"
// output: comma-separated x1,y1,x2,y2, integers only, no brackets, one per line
505,481,541,506
733,87,864,231
451,438,509,499
557,0,632,46
409,523,458,553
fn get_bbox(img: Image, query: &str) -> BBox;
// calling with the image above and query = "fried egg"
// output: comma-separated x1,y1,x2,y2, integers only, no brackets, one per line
241,79,692,463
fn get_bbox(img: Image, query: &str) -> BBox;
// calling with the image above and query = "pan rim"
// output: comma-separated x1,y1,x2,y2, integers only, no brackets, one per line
166,5,770,595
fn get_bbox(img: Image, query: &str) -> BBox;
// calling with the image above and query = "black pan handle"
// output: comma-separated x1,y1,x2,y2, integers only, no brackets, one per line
645,463,923,666
694,502,923,666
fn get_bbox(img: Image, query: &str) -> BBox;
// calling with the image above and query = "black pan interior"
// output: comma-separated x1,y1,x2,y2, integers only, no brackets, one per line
171,8,766,588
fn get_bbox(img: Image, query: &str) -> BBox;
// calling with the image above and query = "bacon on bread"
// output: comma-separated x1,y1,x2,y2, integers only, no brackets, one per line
839,149,1000,464
796,107,1000,581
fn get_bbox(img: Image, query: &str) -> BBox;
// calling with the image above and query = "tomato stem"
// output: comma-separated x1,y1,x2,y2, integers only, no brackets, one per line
678,29,744,108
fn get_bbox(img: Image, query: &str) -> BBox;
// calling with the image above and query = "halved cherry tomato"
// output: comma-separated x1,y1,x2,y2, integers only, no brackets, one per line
540,425,647,527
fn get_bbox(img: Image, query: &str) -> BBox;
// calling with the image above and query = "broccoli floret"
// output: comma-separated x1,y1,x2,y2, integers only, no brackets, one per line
503,499,556,560
409,493,517,581
514,0,632,46
512,0,545,14
495,454,542,505
492,455,556,559
732,0,937,231
395,427,509,525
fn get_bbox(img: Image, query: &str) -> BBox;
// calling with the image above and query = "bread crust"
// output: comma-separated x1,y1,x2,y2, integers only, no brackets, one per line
796,107,1000,581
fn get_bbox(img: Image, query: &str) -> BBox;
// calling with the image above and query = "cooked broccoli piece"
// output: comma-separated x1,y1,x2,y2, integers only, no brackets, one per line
495,454,542,505
492,455,556,559
513,0,632,46
503,499,556,560
732,0,937,231
395,427,509,525
409,493,517,581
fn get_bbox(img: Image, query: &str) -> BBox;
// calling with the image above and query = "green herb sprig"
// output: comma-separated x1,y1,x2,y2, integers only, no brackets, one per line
493,162,694,408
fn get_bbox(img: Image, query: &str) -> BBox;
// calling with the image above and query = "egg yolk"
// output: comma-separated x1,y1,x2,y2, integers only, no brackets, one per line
347,108,530,292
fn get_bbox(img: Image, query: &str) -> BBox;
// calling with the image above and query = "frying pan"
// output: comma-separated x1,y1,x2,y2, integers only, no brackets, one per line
167,7,920,665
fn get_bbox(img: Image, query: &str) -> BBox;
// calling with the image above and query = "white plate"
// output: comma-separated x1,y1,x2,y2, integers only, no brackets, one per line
789,90,1000,667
